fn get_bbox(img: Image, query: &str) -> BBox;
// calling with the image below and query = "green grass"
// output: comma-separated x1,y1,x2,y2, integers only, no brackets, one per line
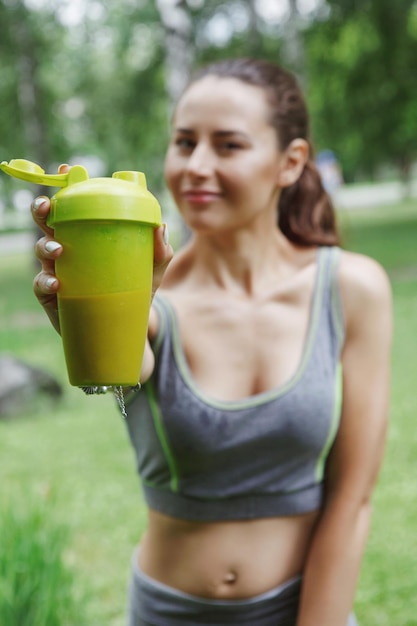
0,495,88,626
339,199,417,272
354,276,417,625
0,198,416,624
339,201,417,625
0,256,145,625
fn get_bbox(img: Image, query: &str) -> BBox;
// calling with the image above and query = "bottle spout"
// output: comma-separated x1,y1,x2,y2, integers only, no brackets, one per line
112,171,147,188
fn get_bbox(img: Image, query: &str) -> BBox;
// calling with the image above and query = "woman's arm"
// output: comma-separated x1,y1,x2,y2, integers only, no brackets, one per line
296,251,392,626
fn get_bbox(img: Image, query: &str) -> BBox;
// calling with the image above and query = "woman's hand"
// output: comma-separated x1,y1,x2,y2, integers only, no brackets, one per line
152,222,174,296
32,173,66,334
139,222,173,384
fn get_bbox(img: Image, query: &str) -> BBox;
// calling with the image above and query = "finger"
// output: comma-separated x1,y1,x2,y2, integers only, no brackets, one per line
35,236,63,262
34,237,62,283
31,196,54,237
33,271,59,297
33,271,61,333
31,165,70,235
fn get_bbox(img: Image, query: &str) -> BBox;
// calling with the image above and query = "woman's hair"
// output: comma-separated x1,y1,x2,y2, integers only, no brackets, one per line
188,58,340,247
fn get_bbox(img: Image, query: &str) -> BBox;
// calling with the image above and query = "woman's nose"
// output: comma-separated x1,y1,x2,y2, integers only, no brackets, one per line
185,143,214,178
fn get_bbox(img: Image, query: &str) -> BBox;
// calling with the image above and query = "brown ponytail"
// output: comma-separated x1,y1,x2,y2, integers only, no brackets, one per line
279,159,341,246
188,58,340,247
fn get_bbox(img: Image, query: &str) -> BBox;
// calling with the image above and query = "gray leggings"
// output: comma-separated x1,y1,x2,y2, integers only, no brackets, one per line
128,550,359,626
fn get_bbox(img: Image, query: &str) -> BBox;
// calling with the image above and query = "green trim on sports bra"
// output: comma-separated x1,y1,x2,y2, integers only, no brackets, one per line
145,379,180,492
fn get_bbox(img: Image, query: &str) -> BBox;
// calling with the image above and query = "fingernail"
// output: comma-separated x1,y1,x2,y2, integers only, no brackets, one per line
45,241,62,253
45,277,57,289
33,197,48,211
162,223,169,246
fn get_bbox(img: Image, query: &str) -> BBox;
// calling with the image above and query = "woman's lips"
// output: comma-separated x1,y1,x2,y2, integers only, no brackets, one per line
183,190,222,204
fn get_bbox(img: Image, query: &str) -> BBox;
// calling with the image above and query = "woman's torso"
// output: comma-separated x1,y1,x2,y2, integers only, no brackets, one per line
138,509,318,598
134,244,342,599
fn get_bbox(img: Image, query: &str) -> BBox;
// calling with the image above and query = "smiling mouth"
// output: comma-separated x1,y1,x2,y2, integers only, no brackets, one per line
183,190,222,204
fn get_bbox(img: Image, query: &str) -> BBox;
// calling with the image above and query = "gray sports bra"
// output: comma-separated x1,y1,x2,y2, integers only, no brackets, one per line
125,246,345,521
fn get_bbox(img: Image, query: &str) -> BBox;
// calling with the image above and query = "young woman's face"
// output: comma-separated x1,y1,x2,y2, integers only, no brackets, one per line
164,76,285,233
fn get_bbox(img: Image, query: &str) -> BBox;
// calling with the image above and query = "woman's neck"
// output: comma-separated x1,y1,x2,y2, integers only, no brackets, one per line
184,226,298,297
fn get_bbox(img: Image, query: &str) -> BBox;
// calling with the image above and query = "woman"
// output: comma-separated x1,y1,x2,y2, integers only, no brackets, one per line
32,58,391,625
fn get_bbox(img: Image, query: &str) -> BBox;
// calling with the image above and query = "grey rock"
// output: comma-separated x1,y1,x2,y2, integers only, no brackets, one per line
0,353,63,418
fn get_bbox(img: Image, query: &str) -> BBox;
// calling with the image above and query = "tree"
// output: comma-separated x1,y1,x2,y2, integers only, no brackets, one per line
0,1,68,211
304,0,417,184
2,0,414,204
156,0,194,108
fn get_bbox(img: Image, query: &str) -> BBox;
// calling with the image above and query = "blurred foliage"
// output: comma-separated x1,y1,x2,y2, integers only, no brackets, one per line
305,0,417,181
0,1,63,162
0,0,416,199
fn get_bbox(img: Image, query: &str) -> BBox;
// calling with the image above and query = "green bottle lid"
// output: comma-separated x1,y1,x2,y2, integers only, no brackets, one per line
0,159,162,226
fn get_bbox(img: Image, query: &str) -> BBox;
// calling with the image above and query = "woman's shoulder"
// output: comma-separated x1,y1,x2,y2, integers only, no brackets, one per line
336,249,392,333
337,249,391,296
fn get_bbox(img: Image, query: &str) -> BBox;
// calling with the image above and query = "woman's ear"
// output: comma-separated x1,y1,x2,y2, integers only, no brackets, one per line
276,139,309,188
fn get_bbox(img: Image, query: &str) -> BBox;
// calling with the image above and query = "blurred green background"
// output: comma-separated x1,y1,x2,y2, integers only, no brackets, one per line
0,1,416,625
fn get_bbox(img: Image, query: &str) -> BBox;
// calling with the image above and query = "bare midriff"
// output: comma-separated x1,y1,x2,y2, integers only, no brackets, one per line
138,508,319,599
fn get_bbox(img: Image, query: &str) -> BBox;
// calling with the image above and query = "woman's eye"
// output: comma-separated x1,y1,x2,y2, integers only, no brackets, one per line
175,138,195,150
219,142,243,152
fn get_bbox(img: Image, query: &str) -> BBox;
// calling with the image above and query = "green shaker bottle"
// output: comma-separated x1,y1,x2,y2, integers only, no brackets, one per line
0,159,162,388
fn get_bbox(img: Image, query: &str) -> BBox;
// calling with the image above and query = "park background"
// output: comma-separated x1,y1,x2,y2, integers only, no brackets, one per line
0,0,416,624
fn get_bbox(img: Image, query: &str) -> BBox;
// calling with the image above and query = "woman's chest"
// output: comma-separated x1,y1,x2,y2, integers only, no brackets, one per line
173,294,313,401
